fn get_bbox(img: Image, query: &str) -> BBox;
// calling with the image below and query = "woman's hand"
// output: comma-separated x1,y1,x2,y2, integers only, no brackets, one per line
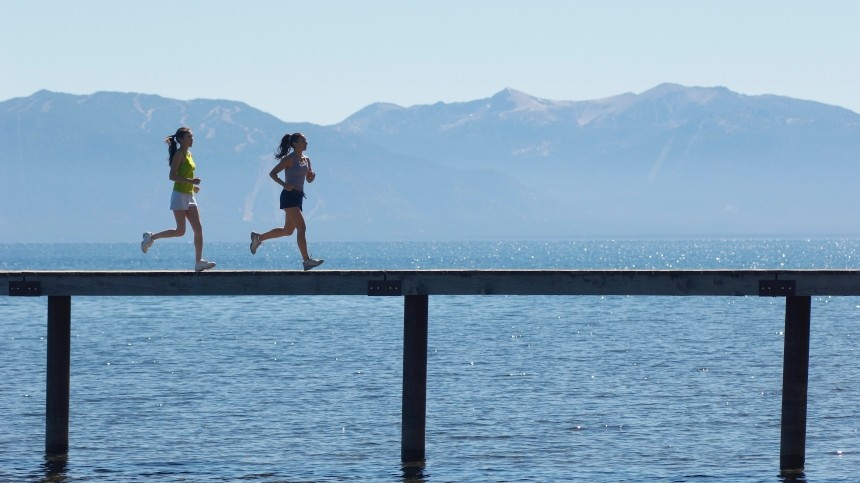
307,171,316,183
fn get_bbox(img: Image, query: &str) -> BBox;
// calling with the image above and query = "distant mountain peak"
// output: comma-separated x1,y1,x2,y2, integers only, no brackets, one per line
643,82,687,94
639,83,733,105
489,87,557,113
494,87,531,99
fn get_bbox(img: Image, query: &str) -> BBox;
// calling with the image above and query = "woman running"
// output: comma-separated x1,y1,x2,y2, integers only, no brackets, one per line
249,132,323,271
141,127,216,272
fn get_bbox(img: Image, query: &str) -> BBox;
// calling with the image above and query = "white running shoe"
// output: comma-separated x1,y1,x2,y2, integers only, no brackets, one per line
250,232,262,255
195,260,216,272
302,258,324,271
141,232,154,253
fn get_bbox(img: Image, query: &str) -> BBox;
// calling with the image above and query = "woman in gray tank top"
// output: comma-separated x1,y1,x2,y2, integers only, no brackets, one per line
249,132,324,271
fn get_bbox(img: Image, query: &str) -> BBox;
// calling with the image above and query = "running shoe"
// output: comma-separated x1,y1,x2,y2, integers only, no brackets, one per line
195,260,216,272
250,232,262,254
141,232,154,253
302,258,324,271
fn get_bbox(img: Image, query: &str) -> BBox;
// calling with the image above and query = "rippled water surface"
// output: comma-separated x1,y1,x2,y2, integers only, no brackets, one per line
1,240,858,481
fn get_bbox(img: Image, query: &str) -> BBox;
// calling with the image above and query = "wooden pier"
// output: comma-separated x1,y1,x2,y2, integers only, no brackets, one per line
4,269,860,474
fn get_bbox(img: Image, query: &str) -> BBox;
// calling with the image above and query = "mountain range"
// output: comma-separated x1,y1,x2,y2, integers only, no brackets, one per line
1,84,858,243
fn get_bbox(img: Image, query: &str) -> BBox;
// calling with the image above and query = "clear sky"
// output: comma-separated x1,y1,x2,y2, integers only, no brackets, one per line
2,0,857,125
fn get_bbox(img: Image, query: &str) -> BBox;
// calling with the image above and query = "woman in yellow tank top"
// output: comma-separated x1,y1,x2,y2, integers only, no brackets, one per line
140,127,216,272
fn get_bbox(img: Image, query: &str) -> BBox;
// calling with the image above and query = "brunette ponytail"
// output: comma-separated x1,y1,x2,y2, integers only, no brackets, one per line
274,132,306,160
165,127,191,165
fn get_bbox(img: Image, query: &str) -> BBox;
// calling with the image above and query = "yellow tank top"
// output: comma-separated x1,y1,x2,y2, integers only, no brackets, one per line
172,152,196,194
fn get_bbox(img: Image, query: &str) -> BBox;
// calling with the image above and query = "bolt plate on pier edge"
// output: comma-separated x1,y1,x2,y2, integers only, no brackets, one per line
368,280,402,296
758,280,796,297
9,281,42,296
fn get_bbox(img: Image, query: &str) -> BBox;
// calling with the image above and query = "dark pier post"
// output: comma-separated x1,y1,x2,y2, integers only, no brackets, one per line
401,294,428,464
46,295,71,455
779,295,811,474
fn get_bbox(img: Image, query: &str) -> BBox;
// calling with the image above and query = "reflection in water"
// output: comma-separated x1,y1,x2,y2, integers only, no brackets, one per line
401,460,426,482
41,453,68,482
779,470,807,482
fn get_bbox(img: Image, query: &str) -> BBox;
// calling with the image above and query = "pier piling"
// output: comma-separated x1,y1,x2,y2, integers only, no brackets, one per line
401,294,429,464
45,295,71,456
779,295,811,473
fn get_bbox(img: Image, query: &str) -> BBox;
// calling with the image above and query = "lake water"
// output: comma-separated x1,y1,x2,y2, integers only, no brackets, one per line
1,240,858,482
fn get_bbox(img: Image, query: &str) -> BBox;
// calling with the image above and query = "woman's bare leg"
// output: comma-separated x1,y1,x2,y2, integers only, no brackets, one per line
152,210,187,240
185,206,204,262
285,207,310,260
259,211,296,241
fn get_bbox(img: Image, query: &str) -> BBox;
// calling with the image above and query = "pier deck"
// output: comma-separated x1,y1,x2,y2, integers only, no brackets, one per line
4,269,859,474
4,269,860,296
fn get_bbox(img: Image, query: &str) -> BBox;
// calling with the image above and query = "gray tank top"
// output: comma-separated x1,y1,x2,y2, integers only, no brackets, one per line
284,156,308,192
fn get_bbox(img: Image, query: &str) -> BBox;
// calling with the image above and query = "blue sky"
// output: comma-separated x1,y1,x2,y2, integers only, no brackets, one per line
2,0,857,125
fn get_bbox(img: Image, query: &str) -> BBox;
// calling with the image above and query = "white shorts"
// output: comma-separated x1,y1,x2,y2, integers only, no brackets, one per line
170,191,198,211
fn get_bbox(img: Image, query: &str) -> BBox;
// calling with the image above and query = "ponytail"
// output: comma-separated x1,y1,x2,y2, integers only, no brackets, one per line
164,135,177,165
165,127,191,165
275,132,305,160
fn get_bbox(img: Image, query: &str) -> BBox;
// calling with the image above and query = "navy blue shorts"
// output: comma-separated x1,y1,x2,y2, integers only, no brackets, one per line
280,189,305,210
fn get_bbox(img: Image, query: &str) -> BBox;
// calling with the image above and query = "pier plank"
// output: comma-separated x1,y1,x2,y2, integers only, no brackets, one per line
3,270,860,297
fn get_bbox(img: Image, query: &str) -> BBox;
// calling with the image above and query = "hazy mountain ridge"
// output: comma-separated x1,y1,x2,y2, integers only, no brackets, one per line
336,85,860,240
0,90,559,242
1,85,858,243
339,83,859,167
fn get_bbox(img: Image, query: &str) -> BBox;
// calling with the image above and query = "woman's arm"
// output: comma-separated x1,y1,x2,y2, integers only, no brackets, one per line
305,157,316,183
269,159,290,189
168,152,200,185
